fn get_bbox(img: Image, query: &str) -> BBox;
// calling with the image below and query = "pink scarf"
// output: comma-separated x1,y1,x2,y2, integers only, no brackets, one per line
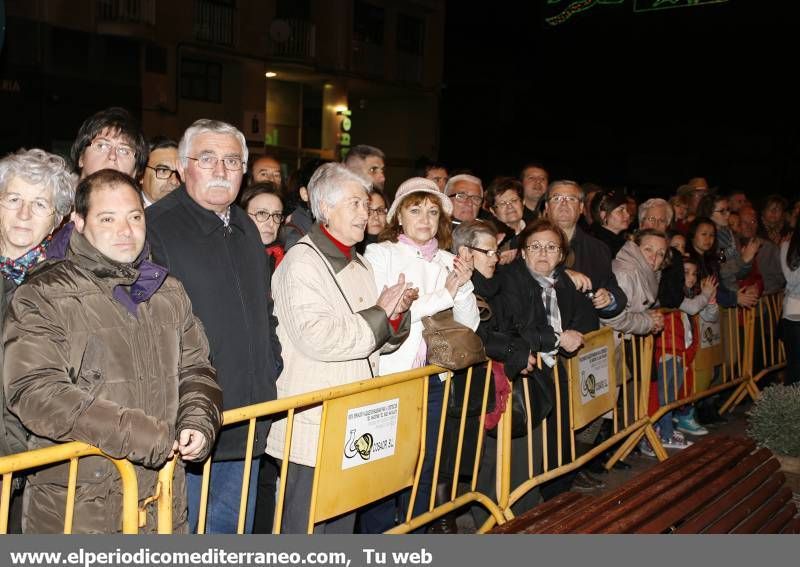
398,234,440,367
398,234,439,261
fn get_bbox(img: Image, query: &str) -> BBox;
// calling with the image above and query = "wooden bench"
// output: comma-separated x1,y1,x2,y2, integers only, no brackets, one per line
490,435,800,534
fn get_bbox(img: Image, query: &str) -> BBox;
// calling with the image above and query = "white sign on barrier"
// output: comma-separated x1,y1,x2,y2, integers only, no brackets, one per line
578,346,611,405
341,398,399,470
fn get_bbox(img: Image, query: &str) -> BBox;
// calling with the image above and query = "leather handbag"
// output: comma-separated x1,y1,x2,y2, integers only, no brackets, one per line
421,309,486,371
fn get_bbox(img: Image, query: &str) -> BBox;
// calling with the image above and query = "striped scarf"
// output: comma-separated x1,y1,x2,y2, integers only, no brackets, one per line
533,273,562,368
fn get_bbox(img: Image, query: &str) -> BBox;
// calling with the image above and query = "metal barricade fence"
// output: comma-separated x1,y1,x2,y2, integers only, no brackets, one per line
478,327,653,532
0,441,140,534
721,292,786,413
154,364,507,534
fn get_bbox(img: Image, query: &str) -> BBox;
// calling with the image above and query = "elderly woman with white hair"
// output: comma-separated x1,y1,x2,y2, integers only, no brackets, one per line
0,148,76,532
360,177,480,532
265,163,415,533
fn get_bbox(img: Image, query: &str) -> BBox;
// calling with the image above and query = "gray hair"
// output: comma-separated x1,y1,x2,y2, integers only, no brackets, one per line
0,148,77,226
638,198,674,226
444,174,483,196
451,219,497,254
308,163,371,224
178,119,248,169
344,144,385,165
546,180,585,202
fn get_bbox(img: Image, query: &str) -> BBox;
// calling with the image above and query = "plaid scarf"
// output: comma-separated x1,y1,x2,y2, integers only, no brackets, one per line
0,235,52,285
533,273,562,368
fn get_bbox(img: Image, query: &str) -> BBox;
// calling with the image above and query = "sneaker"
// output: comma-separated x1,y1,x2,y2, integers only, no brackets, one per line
639,439,656,458
675,415,709,436
661,432,693,450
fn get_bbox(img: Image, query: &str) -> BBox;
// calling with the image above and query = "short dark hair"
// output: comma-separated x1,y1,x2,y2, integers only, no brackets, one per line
286,158,330,212
519,161,548,179
70,107,148,179
418,161,448,178
344,144,385,165
74,169,143,218
695,190,725,220
239,181,284,212
486,177,524,208
591,190,628,225
148,136,178,153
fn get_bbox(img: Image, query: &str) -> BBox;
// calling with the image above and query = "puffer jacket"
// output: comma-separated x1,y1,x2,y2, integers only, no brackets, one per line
2,230,222,533
601,240,660,337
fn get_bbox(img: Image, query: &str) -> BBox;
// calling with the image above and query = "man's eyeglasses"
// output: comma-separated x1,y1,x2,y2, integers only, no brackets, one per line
548,194,581,205
89,139,136,160
248,210,285,224
525,241,561,255
714,207,730,215
147,166,181,180
368,166,385,175
256,169,282,181
368,207,388,217
466,245,498,258
0,194,54,217
449,193,483,206
643,216,668,227
187,154,243,171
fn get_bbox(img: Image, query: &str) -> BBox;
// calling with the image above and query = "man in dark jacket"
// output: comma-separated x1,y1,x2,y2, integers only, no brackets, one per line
146,119,282,533
3,170,221,533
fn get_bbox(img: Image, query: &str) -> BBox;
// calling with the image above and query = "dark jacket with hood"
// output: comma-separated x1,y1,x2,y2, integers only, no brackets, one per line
2,228,221,533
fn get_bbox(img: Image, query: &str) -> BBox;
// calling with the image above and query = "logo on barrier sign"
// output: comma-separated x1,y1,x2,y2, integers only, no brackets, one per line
579,347,610,405
343,430,374,460
582,373,597,398
341,398,399,470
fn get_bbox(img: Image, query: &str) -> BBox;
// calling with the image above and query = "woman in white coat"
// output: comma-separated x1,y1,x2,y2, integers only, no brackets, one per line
361,177,480,532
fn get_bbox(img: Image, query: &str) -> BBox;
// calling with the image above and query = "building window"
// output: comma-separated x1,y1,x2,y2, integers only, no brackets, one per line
353,0,384,46
194,0,235,46
145,44,168,74
180,58,222,103
397,14,424,56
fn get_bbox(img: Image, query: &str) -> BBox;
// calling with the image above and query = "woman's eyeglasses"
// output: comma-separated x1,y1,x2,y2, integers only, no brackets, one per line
466,245,498,258
248,210,285,223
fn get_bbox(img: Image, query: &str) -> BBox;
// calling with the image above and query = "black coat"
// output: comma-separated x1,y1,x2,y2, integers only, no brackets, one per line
568,227,628,318
495,258,599,379
147,186,282,460
590,224,627,259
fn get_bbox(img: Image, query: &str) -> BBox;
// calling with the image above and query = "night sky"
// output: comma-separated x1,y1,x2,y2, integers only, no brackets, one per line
439,0,799,202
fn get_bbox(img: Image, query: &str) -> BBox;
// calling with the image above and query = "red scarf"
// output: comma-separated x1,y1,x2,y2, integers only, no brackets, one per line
265,243,285,267
321,225,352,260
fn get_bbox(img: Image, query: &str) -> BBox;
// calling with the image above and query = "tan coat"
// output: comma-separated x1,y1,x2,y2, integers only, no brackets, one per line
266,225,408,467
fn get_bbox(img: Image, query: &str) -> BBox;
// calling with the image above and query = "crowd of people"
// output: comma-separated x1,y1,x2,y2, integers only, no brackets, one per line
0,106,798,534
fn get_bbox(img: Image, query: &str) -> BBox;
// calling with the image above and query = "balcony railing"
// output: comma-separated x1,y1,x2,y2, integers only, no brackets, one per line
96,0,156,26
194,0,235,47
269,19,316,62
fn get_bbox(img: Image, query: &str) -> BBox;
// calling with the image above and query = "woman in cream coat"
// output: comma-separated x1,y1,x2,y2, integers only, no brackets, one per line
361,177,479,532
265,164,415,533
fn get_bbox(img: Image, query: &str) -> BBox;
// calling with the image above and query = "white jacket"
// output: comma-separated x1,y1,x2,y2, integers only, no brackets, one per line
364,241,480,376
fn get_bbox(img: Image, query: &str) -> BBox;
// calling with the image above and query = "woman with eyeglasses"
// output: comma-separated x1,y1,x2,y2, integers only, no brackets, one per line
696,192,761,308
494,219,599,500
0,148,77,532
240,182,286,269
356,188,388,255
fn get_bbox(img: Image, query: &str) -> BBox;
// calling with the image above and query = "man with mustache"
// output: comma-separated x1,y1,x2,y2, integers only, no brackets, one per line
146,119,282,533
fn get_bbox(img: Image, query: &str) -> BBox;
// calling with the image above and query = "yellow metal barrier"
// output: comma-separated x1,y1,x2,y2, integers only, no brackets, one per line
0,441,140,534
157,364,507,534
478,327,653,532
721,292,787,413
